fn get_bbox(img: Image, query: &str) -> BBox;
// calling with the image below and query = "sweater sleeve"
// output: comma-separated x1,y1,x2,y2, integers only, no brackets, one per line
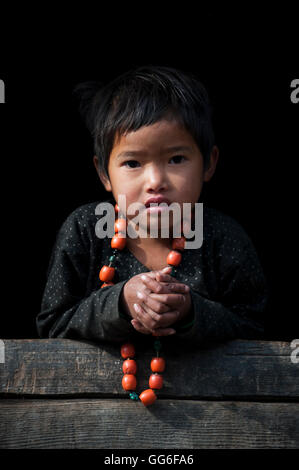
175,216,268,345
36,209,134,343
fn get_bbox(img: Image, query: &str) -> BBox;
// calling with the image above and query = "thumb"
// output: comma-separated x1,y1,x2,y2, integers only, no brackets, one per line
156,266,173,281
162,266,172,272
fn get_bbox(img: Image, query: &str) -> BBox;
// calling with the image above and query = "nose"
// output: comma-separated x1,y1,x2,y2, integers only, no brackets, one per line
144,163,168,193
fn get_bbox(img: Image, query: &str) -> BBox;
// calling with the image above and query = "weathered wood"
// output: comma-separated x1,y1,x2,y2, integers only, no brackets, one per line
0,339,298,398
0,399,298,449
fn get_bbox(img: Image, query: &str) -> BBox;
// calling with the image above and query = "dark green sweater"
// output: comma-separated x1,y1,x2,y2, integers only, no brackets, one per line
36,199,267,347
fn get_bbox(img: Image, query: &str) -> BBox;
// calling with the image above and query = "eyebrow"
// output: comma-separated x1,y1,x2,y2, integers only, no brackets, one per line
116,145,193,160
116,150,145,160
164,145,193,153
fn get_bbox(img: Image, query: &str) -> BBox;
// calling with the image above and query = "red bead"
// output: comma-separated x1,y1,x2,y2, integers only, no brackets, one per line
139,389,157,406
166,250,182,266
149,373,163,389
121,343,135,359
122,359,137,375
122,374,137,391
100,282,114,288
172,237,185,251
99,265,115,282
150,357,166,373
115,203,120,213
111,234,126,250
114,218,127,234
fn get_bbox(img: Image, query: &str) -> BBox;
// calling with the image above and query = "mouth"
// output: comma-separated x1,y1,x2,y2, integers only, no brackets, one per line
144,196,171,208
144,196,171,214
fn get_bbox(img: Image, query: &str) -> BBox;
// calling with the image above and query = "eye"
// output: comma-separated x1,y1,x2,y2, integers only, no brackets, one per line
169,155,186,164
123,160,140,169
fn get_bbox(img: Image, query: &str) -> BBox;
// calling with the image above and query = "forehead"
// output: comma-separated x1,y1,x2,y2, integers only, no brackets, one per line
112,119,199,155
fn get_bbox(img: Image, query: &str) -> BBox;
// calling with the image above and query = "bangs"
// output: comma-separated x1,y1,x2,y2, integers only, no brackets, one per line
102,82,187,133
74,66,215,176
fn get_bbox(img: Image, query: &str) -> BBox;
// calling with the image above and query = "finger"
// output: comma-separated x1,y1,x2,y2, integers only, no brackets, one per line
142,273,190,295
151,310,180,328
138,273,159,295
132,318,176,336
142,271,157,279
141,269,171,287
134,301,179,330
141,268,182,292
136,297,180,328
156,273,190,293
141,267,173,282
141,270,165,280
153,266,172,275
156,271,176,283
131,319,152,335
161,266,172,273
137,291,170,315
133,303,156,333
160,280,190,294
140,274,164,294
141,290,188,311
141,274,184,295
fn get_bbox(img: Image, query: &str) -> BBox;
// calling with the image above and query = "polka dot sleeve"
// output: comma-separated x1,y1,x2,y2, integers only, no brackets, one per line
175,209,268,345
36,201,268,346
36,202,135,343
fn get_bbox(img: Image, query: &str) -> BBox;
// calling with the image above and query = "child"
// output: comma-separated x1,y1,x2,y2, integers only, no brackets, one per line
36,65,267,346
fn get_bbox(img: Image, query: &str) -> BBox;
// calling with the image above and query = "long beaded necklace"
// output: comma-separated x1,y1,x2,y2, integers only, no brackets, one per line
99,203,187,406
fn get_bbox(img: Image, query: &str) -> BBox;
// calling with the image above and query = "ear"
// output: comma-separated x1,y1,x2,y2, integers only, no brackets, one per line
203,146,219,182
93,156,112,192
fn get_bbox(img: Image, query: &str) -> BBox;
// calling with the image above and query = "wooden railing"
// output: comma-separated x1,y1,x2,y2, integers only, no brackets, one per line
0,339,298,449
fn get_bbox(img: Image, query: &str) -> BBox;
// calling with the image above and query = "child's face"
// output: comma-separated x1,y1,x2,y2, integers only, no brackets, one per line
95,119,218,231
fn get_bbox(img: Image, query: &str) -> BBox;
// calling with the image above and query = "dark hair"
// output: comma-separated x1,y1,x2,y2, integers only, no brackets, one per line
74,65,215,177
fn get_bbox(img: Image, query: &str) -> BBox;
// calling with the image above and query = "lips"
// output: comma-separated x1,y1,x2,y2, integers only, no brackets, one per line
144,196,171,207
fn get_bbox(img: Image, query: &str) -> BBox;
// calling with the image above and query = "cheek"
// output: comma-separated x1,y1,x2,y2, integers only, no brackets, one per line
180,187,202,204
179,172,204,201
110,179,141,211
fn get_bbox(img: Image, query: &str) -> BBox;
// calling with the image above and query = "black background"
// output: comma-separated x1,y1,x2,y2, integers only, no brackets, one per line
0,9,298,341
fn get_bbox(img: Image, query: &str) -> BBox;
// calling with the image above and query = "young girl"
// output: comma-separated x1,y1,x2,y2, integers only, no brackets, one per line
36,65,267,346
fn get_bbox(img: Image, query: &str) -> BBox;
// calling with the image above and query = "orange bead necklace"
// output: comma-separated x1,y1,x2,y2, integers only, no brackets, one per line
120,340,166,406
99,203,186,406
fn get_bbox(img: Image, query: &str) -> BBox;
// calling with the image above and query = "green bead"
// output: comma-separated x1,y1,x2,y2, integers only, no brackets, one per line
129,392,139,401
109,255,116,263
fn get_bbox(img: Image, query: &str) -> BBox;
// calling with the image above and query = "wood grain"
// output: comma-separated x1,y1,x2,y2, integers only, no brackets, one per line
0,339,298,398
0,398,298,449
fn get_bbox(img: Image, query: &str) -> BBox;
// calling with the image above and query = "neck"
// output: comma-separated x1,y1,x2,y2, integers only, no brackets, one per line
126,234,172,253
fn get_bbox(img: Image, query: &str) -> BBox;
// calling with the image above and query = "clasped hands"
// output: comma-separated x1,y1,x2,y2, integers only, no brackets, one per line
121,266,192,336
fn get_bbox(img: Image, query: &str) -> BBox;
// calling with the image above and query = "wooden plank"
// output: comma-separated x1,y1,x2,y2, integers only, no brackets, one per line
0,399,298,449
0,339,298,398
